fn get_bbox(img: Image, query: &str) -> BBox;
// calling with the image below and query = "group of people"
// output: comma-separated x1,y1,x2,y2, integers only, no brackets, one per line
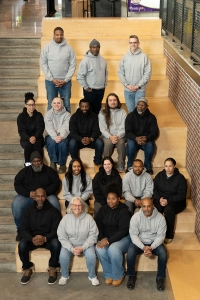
13,26,188,293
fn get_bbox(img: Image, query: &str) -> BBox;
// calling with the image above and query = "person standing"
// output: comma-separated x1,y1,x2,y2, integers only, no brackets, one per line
118,35,151,112
40,27,76,112
76,39,108,114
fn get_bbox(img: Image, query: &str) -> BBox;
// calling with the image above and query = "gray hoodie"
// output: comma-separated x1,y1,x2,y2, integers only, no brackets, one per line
57,212,99,252
118,47,151,91
62,174,93,203
129,207,166,250
76,50,108,89
98,108,127,138
44,107,70,140
40,38,76,82
122,169,153,202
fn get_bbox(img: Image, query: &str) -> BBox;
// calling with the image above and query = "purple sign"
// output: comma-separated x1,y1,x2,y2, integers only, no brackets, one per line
128,0,160,13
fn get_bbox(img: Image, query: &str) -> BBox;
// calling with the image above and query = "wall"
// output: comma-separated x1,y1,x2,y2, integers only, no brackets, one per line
164,49,200,240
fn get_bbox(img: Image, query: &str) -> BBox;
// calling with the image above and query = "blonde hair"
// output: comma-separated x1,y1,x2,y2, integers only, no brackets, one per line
67,196,89,214
51,97,64,107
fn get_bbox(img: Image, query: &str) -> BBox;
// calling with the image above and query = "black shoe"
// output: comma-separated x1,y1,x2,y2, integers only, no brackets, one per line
16,230,22,242
146,169,153,175
156,278,165,291
127,276,136,290
21,268,33,285
48,267,58,285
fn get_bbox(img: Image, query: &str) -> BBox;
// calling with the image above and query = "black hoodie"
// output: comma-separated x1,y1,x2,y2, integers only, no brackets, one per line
153,168,187,203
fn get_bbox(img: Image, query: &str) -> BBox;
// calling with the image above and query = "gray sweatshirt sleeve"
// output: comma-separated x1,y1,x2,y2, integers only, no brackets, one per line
76,59,89,89
40,46,54,81
64,46,76,83
118,55,129,87
81,174,93,201
141,174,154,199
105,63,108,86
62,177,73,203
129,215,145,250
44,111,57,140
137,54,151,88
116,109,127,138
59,113,70,139
150,217,166,250
57,217,74,252
122,174,135,203
81,216,99,250
98,112,111,138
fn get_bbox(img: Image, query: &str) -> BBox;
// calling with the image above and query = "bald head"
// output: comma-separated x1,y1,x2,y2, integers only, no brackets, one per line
34,188,47,209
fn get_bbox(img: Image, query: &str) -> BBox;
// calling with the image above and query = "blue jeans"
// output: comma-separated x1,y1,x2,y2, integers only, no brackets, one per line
45,79,72,112
124,90,145,113
59,246,97,279
69,138,104,165
95,235,131,280
126,243,167,279
12,195,60,229
83,88,105,114
126,138,154,170
45,135,71,165
18,238,61,270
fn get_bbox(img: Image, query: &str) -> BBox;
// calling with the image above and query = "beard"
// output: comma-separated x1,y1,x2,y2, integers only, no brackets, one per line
32,164,43,172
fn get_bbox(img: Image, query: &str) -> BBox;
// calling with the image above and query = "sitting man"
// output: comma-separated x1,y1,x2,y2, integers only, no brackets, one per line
12,151,60,241
125,97,159,174
126,198,167,292
69,99,104,172
18,188,61,285
122,159,153,214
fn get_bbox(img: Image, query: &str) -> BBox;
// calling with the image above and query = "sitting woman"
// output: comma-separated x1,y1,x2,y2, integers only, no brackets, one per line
44,97,71,174
98,93,127,172
93,156,122,218
62,158,93,208
57,196,99,286
95,183,131,287
153,158,187,244
17,92,45,166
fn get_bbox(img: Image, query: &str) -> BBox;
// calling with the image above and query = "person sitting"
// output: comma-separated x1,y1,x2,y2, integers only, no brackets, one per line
122,159,153,214
153,158,187,244
12,151,60,241
69,99,104,173
98,93,127,172
57,196,99,286
92,156,122,218
18,188,61,285
44,97,71,174
125,97,159,174
62,158,93,208
95,183,131,287
17,92,45,166
126,198,167,292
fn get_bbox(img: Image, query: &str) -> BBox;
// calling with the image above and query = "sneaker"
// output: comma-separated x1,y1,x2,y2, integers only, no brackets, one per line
50,162,57,171
58,164,66,174
21,267,33,284
164,238,173,244
59,276,69,285
156,278,165,291
16,230,22,242
88,276,100,286
48,267,58,285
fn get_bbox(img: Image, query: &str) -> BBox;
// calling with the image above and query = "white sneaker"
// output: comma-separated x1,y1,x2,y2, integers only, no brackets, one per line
59,276,69,285
88,276,99,286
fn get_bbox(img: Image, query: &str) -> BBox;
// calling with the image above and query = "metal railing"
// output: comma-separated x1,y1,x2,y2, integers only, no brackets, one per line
160,0,200,64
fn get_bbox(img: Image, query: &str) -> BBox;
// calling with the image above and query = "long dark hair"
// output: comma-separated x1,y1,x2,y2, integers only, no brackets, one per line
99,156,119,184
65,158,87,193
102,93,121,129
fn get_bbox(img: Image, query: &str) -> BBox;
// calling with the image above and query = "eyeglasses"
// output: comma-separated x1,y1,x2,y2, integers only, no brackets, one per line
72,204,82,208
129,42,138,44
26,104,36,107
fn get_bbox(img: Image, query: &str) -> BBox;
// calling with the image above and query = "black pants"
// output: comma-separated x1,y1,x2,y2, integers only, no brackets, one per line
153,199,186,238
83,88,105,114
47,0,55,15
18,238,61,270
20,138,44,162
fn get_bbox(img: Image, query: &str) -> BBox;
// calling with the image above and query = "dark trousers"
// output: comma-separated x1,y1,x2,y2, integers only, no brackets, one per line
153,199,186,239
126,242,167,279
20,138,44,163
83,88,105,114
18,238,61,270
47,0,55,15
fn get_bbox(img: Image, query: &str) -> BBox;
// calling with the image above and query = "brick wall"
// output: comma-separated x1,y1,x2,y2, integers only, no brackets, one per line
164,49,200,240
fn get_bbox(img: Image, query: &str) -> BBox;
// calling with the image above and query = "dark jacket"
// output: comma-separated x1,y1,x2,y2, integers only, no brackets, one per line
17,108,45,141
69,108,100,142
95,202,131,245
14,164,60,197
153,168,187,203
20,200,61,242
125,108,159,141
93,168,122,205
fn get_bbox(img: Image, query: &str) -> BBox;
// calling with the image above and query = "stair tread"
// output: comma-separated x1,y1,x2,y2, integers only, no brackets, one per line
165,233,200,250
0,75,38,79
0,252,15,263
0,153,23,159
0,200,13,208
0,167,22,174
0,86,37,90
0,65,39,69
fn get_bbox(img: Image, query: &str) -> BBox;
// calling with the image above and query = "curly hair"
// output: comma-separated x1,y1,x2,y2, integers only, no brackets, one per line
24,92,35,104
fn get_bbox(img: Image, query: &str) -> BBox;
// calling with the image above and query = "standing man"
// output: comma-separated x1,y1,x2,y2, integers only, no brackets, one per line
126,198,167,292
40,27,76,112
125,97,159,175
118,35,151,112
76,39,108,114
18,188,61,285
